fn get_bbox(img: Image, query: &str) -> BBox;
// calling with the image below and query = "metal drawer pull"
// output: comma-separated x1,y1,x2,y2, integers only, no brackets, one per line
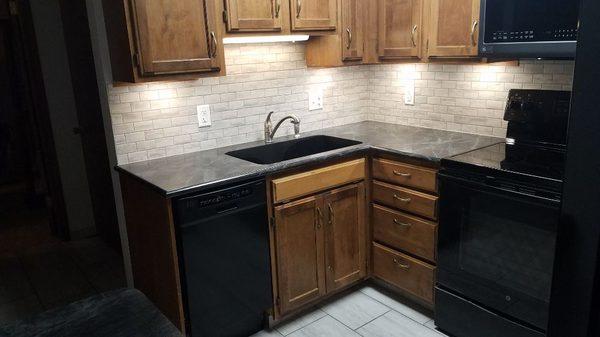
328,203,334,226
393,258,410,269
393,170,412,177
346,27,352,49
296,0,302,18
274,0,281,18
393,219,412,227
316,207,323,229
410,25,418,47
393,194,412,203
471,20,479,46
210,31,217,57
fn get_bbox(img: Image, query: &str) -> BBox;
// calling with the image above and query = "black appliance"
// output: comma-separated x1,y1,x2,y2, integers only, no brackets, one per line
479,0,580,59
174,179,273,337
435,90,571,337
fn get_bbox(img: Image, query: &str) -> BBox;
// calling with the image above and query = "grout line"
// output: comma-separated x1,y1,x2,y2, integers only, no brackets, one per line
275,310,327,336
359,287,435,328
351,309,392,332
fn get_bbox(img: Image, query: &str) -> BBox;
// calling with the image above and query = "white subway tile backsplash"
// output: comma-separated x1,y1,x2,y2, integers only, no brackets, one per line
108,42,573,165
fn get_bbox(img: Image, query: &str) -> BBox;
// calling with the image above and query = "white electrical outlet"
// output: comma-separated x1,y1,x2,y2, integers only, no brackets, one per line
197,105,211,127
309,89,324,111
404,80,415,106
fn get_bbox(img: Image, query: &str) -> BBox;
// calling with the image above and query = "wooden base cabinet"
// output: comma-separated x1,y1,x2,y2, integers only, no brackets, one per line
270,160,367,318
371,157,439,306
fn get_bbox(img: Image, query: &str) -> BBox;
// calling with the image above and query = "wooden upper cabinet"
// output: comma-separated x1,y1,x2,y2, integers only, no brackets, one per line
341,0,364,61
130,0,221,75
224,0,283,32
378,0,423,59
274,196,326,316
426,0,480,57
290,0,337,31
324,184,366,292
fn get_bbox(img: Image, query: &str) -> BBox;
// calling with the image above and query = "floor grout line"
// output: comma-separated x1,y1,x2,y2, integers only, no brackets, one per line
359,287,435,328
352,309,392,332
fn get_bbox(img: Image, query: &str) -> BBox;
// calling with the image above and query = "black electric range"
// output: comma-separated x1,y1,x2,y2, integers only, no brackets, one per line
435,90,571,337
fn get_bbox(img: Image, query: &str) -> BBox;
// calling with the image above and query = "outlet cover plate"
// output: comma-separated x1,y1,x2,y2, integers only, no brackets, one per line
197,105,211,127
404,81,415,106
309,89,324,111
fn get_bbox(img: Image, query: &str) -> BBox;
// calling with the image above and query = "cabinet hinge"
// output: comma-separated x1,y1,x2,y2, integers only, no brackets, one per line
426,39,429,51
133,53,141,67
269,217,276,230
275,296,280,307
8,0,18,16
222,10,228,23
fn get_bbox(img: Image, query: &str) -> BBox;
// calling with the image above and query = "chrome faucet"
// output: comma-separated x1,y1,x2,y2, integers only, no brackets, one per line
264,111,301,143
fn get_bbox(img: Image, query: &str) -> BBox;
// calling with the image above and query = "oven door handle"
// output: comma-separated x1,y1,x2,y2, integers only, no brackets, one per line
439,173,561,207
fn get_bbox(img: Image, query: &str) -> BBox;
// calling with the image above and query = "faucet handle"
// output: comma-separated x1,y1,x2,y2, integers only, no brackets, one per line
265,111,275,123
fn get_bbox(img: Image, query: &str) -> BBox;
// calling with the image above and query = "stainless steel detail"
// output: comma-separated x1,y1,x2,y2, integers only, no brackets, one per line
411,25,418,47
393,258,410,269
346,27,352,49
264,111,301,143
393,218,412,227
393,194,412,203
471,21,478,46
210,31,217,57
393,170,412,177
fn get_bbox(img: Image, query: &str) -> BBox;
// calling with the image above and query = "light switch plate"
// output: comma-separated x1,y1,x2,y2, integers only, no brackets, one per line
404,80,415,106
197,105,211,127
309,89,324,111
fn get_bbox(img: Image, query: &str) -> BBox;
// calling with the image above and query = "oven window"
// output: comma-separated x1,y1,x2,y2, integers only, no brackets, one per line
459,191,558,303
484,0,579,43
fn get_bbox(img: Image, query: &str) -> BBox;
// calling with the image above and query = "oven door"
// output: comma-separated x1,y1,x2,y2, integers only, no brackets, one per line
438,172,560,331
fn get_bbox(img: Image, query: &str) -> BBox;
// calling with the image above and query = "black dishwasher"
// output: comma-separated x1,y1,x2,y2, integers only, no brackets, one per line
174,179,272,337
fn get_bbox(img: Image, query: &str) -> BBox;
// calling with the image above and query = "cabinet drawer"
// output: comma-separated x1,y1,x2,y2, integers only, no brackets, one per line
372,204,437,262
372,181,438,220
372,159,437,193
373,242,435,304
272,159,365,203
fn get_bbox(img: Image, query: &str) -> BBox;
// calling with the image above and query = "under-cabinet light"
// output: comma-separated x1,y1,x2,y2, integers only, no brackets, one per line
222,35,310,44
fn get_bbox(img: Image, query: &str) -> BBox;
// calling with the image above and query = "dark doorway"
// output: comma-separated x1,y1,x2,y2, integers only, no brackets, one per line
0,0,125,325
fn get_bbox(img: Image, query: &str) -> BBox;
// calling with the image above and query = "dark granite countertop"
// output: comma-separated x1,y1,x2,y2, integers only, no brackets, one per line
116,122,502,197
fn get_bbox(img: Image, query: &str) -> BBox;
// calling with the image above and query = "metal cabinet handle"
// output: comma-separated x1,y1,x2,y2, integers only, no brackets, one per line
296,0,302,18
346,27,352,50
393,170,412,178
328,203,334,225
393,258,410,269
274,0,281,18
210,31,217,58
393,218,412,228
393,194,412,203
316,207,323,229
471,20,478,46
410,25,418,47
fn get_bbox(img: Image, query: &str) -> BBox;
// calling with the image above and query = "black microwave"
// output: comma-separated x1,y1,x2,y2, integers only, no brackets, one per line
479,0,580,59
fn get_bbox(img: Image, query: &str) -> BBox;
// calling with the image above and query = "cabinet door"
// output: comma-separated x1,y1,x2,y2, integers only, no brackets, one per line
324,183,366,292
290,0,337,31
341,0,364,61
427,0,480,57
225,0,283,32
130,0,221,75
378,0,423,59
274,196,326,315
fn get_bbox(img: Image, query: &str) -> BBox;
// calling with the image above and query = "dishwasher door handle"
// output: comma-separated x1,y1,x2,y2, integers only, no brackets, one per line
217,205,240,214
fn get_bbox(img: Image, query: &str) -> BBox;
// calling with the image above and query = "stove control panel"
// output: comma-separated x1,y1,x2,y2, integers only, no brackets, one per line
504,89,571,146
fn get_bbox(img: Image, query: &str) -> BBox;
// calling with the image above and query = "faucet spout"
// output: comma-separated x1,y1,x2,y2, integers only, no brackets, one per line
264,112,301,143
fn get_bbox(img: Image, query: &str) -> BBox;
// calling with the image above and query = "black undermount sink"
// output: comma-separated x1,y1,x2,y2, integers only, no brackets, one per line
226,135,362,164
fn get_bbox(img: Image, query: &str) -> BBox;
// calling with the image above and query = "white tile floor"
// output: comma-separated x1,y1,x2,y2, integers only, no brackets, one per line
253,285,447,337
